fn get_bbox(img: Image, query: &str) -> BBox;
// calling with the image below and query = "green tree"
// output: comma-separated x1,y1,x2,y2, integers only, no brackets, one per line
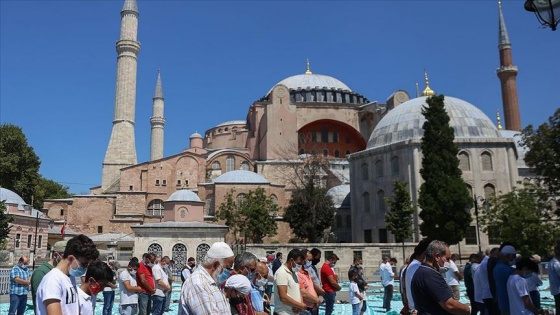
0,124,41,204
284,182,336,243
216,188,278,243
385,180,414,262
479,185,559,257
418,95,472,244
34,176,71,209
0,201,13,249
521,108,560,197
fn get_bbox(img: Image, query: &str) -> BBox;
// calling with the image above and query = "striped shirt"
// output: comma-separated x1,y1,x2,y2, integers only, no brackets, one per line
10,264,30,295
178,266,231,315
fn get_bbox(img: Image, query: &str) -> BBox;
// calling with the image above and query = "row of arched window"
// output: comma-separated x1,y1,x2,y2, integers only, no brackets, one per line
146,242,210,269
459,151,493,172
211,156,250,172
335,214,352,228
361,157,399,180
299,148,351,158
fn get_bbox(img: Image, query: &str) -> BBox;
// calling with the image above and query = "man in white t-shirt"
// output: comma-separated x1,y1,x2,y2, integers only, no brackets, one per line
507,258,539,315
380,257,396,312
404,238,431,312
119,259,144,315
445,253,463,300
181,257,196,284
35,234,99,315
151,256,171,315
273,248,308,315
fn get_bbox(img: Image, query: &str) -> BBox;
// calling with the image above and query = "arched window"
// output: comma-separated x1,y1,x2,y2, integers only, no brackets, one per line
466,184,473,197
226,156,235,172
361,163,369,180
391,156,399,175
363,192,370,213
321,127,328,142
299,148,305,155
323,149,328,157
172,243,188,270
180,208,186,218
481,152,493,171
346,215,352,228
375,160,384,177
459,151,471,171
212,161,221,170
336,215,343,228
270,194,278,204
147,199,164,217
236,193,246,208
147,243,162,258
196,243,210,265
377,190,386,216
484,184,496,200
240,162,250,171
205,194,215,216
345,150,351,156
334,150,340,158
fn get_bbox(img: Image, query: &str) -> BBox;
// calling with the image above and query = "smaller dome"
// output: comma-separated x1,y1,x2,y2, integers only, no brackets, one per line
215,120,246,128
190,132,202,139
0,188,27,206
214,170,269,184
166,189,201,202
326,185,350,208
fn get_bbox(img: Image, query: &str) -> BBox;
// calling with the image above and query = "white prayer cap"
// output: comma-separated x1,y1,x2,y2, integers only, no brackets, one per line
206,242,234,259
225,275,252,295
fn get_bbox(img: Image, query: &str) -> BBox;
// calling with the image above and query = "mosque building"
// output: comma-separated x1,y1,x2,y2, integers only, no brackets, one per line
41,0,527,264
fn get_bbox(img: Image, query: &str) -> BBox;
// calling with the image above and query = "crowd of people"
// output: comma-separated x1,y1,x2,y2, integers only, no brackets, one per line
7,234,560,315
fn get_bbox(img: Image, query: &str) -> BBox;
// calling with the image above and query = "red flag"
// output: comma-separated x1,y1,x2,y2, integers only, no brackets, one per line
61,221,66,238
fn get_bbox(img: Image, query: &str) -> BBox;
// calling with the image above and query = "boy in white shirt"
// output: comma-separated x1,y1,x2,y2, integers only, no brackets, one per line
349,270,364,315
35,234,99,315
78,260,114,315
507,258,539,315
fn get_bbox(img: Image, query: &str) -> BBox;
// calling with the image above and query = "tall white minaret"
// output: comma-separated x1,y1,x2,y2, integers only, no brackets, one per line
150,69,165,161
101,0,140,192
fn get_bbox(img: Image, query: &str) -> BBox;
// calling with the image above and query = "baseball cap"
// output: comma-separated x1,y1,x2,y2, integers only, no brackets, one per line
531,254,541,263
52,240,67,253
501,245,516,255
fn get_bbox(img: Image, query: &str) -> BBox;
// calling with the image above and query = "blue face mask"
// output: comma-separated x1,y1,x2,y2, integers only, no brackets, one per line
217,266,232,286
305,260,312,268
69,259,87,277
247,271,255,280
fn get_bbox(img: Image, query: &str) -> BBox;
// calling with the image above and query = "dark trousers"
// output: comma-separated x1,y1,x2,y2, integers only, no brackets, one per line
324,292,336,315
554,293,560,315
477,302,487,315
8,294,27,315
102,290,115,315
466,288,478,315
138,293,152,315
383,284,394,311
529,290,540,309
483,298,500,315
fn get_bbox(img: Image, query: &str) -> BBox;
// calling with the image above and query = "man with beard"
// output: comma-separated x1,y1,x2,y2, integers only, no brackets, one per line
31,240,67,313
178,241,235,315
182,257,197,283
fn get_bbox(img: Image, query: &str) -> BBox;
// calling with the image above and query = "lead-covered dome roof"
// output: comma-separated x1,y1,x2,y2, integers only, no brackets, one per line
326,185,350,208
0,188,27,206
166,189,201,202
273,73,351,92
367,96,500,149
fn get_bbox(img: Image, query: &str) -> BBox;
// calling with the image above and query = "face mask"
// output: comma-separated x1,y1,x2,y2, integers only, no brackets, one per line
256,277,268,288
21,263,28,270
305,260,312,268
437,257,449,273
293,263,302,273
312,258,320,265
330,263,336,268
129,269,137,276
89,279,103,295
69,258,87,277
216,265,232,286
247,268,256,280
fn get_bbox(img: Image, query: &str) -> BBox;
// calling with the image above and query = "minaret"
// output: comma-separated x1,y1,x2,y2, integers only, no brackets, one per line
102,0,140,191
150,69,165,161
497,1,521,131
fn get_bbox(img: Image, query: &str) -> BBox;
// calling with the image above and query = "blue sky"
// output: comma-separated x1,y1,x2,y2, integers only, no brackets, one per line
1,0,558,195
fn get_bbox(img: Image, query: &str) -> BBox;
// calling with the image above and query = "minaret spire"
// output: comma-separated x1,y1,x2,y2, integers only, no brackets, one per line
102,0,141,191
305,58,312,74
496,110,503,130
150,69,165,161
496,0,521,131
422,69,435,97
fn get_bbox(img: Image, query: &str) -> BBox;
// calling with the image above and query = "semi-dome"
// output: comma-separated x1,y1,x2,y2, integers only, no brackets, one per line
272,73,351,92
326,185,350,208
214,170,269,184
166,189,201,202
367,96,501,149
0,188,28,210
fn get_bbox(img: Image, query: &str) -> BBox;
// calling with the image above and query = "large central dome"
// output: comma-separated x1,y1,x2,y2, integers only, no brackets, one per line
273,73,351,92
367,96,501,149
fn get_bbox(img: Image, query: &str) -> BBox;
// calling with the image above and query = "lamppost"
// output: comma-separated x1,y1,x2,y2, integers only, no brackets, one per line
524,0,560,31
473,194,490,254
